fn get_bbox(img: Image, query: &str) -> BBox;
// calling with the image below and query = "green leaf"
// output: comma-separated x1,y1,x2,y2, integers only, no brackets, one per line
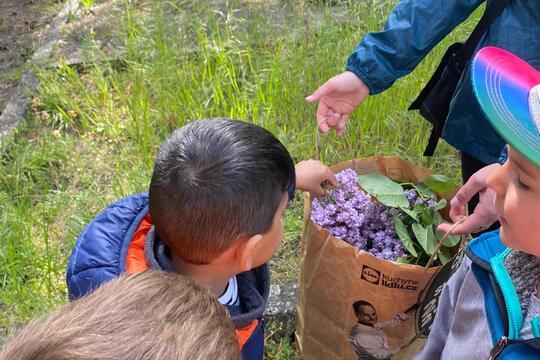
399,206,419,221
358,173,409,208
438,247,453,265
415,183,436,198
394,217,418,257
432,198,447,211
426,226,439,255
423,175,456,193
442,233,461,247
80,0,95,9
432,211,462,247
412,223,428,253
421,209,434,226
395,256,412,264
412,224,438,255
433,210,444,225
413,204,425,213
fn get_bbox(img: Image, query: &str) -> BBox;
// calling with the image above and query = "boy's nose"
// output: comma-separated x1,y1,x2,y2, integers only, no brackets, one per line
486,163,508,197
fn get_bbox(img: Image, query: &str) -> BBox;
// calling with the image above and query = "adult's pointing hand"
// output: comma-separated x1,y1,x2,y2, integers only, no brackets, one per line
305,71,370,136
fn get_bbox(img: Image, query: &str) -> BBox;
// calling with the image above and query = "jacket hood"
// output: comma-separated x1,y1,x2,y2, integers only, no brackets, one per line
145,227,270,328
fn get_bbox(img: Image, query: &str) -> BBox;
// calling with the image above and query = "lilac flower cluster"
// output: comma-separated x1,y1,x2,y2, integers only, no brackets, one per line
405,188,438,208
362,202,405,261
311,168,406,261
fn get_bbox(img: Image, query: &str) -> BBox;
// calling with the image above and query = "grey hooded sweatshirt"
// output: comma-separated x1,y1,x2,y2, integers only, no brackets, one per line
414,249,540,359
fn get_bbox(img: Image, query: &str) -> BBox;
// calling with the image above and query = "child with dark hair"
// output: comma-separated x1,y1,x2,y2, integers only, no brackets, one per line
66,118,336,359
1,270,240,360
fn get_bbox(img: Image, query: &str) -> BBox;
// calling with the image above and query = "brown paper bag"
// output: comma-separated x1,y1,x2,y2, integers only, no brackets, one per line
296,156,465,360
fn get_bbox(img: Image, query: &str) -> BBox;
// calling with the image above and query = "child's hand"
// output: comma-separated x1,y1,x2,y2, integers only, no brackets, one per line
295,160,337,197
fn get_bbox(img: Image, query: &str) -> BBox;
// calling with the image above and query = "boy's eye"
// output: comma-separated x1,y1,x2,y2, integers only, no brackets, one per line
516,175,530,190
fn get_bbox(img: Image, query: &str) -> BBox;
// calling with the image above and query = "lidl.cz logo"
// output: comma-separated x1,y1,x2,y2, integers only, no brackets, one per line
361,265,381,284
360,265,419,291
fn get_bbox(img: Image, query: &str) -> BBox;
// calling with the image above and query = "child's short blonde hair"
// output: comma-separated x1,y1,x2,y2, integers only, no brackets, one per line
0,270,240,360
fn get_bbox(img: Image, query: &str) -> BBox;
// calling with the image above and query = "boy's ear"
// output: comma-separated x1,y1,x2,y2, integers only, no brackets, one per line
236,234,263,272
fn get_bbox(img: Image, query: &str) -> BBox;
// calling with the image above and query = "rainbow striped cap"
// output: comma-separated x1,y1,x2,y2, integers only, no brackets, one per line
472,47,540,167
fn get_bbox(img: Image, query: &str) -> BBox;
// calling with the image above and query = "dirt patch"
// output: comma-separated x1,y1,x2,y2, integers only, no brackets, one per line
0,0,66,115
54,0,126,65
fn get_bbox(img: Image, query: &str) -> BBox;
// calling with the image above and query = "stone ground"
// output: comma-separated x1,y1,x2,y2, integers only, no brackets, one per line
54,0,126,66
0,0,66,115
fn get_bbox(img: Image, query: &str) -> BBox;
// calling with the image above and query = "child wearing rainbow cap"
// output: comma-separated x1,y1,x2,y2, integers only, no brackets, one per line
415,47,540,359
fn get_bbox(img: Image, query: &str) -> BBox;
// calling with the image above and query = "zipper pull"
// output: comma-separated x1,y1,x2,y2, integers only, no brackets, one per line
490,336,509,360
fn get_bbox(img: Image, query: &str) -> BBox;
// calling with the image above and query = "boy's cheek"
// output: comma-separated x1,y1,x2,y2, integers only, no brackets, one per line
499,226,510,247
519,218,540,256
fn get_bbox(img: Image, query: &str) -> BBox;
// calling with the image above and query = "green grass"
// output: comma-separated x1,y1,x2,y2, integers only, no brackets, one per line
0,0,483,357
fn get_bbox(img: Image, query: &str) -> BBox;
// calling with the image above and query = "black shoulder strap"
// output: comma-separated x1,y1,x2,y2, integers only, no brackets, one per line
420,0,513,157
455,0,514,66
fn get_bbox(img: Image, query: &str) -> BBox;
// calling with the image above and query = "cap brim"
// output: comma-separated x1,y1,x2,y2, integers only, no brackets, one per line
472,47,540,167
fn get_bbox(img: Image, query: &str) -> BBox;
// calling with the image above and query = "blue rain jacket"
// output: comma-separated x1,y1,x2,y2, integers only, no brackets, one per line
347,0,540,164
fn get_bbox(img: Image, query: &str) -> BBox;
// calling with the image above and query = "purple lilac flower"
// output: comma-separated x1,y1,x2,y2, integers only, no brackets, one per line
311,168,371,250
427,198,438,208
412,190,438,209
404,189,418,205
311,168,406,261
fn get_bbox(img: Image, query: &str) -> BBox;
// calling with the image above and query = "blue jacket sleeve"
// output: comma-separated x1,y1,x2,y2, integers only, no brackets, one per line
347,0,485,94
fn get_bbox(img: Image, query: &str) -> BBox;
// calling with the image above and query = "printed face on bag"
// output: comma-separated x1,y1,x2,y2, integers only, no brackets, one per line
487,147,540,256
355,304,378,326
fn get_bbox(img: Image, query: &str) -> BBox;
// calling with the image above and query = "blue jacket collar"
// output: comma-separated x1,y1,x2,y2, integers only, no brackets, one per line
468,230,540,341
466,229,507,268
144,226,270,329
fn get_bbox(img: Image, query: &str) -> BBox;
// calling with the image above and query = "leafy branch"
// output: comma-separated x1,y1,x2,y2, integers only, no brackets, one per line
358,173,459,266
